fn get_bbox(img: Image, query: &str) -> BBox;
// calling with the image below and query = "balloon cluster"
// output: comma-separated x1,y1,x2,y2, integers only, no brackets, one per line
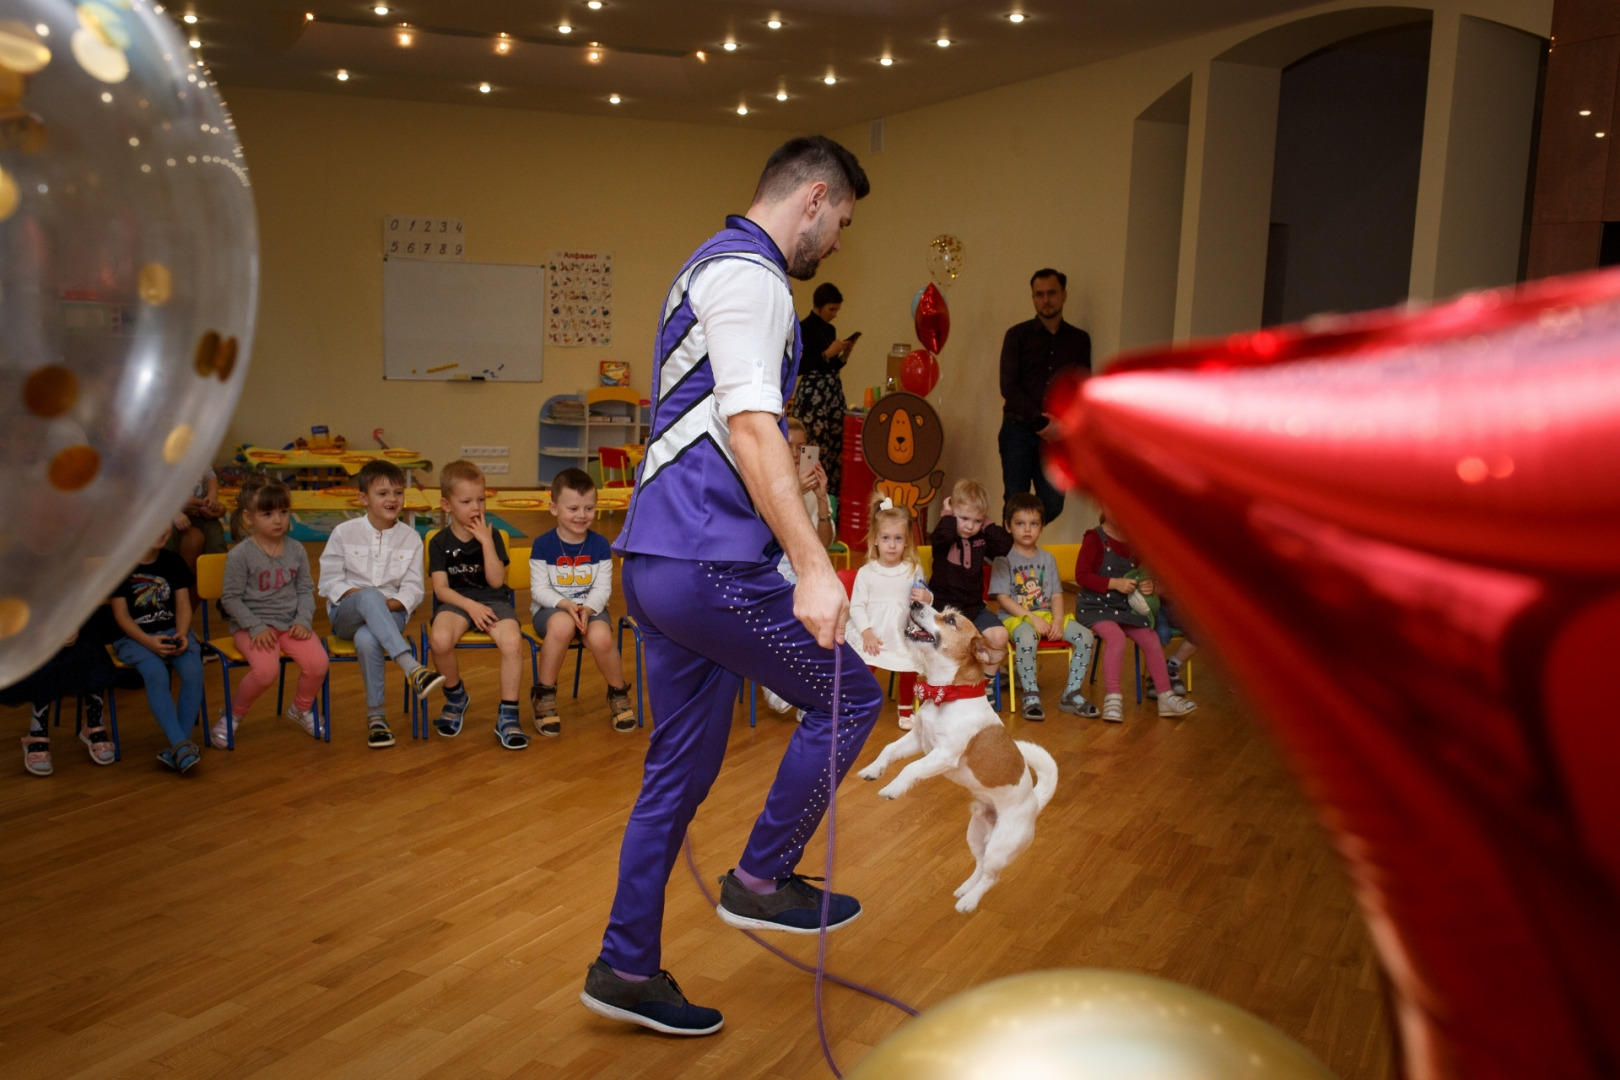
901,235,963,396
0,1,259,687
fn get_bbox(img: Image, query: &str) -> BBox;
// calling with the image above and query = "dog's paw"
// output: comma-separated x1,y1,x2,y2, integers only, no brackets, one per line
954,894,980,914
876,782,905,800
857,764,883,781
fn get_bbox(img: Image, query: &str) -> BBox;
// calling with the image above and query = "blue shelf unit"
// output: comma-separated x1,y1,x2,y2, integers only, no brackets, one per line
537,392,648,485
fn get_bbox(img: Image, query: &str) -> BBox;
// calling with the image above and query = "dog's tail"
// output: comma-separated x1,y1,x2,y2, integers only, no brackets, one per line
1015,740,1058,813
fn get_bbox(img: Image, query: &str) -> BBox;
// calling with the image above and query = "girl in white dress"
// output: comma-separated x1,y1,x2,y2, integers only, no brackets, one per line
848,496,933,729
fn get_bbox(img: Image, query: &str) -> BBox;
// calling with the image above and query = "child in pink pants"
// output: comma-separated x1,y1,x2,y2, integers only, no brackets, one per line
214,478,328,746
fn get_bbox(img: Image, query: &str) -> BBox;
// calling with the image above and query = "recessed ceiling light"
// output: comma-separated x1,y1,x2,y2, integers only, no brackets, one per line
1006,12,1025,22
1579,109,1592,116
823,74,836,85
767,18,782,29
181,12,197,24
496,34,510,53
558,23,572,34
373,4,388,15
608,93,621,104
879,56,893,66
188,36,200,47
775,90,787,101
304,12,314,21
478,81,491,93
936,37,951,47
737,104,748,115
587,48,601,61
1599,131,1608,138
723,41,737,51
335,69,349,81
397,28,412,46
694,49,706,61
588,0,604,8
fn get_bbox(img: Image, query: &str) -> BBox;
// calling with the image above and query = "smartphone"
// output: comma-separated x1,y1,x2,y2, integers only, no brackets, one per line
800,444,821,473
846,331,862,343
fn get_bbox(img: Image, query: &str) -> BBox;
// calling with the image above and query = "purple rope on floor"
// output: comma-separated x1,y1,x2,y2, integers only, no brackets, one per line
683,644,919,1078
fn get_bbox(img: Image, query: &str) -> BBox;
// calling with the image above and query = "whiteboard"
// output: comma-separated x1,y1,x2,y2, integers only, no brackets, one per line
383,258,545,381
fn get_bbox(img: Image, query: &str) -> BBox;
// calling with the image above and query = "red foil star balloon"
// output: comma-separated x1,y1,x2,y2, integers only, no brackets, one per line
1044,269,1620,1080
914,282,950,354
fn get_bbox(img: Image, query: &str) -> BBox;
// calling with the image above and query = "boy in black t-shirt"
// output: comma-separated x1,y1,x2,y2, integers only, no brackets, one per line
426,460,527,749
111,526,207,772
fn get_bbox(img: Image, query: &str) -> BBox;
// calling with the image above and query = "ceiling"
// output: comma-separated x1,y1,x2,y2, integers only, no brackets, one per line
185,1,1337,130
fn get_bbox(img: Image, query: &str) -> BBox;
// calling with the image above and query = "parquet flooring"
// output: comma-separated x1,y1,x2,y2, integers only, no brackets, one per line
0,519,1392,1079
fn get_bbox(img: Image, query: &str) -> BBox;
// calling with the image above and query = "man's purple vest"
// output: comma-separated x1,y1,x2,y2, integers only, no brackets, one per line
614,216,802,563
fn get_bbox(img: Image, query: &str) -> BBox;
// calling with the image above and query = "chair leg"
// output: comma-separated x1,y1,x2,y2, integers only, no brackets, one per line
749,682,756,727
572,642,584,699
105,690,121,762
1134,644,1142,705
275,659,287,715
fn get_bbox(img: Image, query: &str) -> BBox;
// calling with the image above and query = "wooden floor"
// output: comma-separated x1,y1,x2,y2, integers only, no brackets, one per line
0,520,1393,1079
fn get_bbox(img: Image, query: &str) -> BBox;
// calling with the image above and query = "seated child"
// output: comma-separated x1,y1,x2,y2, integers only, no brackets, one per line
111,526,207,772
848,494,932,729
427,460,528,750
214,479,327,747
928,478,1013,653
989,493,1099,721
1145,587,1196,700
1073,512,1196,722
5,607,122,775
528,468,636,736
319,460,446,748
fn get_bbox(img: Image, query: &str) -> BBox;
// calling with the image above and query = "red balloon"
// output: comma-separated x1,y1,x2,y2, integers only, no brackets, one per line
900,348,939,396
1045,268,1620,1080
914,282,950,354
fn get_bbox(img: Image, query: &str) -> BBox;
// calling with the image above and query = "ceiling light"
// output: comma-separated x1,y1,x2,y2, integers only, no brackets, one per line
1599,131,1608,138
823,73,836,85
736,104,748,115
304,12,314,21
335,69,349,81
608,93,621,104
188,36,200,48
558,23,572,34
397,26,412,45
723,41,737,51
767,18,782,29
587,48,601,61
373,5,388,15
694,49,705,61
879,56,893,66
587,0,603,7
936,37,951,47
496,34,510,53
1579,109,1592,116
1006,12,1025,22
182,12,197,24
775,90,787,101
478,81,491,93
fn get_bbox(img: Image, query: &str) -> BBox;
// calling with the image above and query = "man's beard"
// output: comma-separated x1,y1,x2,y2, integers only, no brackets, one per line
787,216,832,280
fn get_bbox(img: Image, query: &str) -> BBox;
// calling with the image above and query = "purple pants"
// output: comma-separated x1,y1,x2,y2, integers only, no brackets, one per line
600,555,883,976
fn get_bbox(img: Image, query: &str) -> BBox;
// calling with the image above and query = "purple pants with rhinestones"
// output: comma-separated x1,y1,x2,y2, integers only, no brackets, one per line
599,555,884,976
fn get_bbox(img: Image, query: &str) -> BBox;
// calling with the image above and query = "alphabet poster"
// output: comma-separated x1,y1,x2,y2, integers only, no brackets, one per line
546,250,613,346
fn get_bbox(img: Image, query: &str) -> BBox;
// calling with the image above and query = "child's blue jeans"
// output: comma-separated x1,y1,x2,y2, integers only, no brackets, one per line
329,588,414,714
113,633,205,747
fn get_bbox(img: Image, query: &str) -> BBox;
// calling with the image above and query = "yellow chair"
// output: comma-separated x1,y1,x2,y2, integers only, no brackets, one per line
196,553,319,746
829,540,851,570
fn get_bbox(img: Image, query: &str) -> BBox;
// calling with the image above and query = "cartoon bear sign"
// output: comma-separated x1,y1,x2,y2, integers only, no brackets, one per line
862,391,946,516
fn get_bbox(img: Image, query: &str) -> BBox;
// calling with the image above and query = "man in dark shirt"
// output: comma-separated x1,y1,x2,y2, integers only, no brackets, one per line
999,268,1091,524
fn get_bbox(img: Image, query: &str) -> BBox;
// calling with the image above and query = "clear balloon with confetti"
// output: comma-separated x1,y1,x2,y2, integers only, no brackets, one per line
0,0,257,687
927,233,964,288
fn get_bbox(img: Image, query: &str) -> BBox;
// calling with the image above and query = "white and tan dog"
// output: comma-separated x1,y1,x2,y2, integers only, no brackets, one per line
858,602,1058,913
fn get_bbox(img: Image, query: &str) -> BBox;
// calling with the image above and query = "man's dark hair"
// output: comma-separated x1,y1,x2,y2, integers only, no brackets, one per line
812,282,843,308
754,136,870,207
357,459,407,493
1030,268,1066,289
1005,492,1045,525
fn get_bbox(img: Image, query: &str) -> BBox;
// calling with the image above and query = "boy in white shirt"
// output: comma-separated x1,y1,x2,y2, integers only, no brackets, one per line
318,460,445,747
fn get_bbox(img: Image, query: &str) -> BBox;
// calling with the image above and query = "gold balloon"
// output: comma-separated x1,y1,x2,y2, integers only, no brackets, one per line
847,970,1339,1080
927,233,965,288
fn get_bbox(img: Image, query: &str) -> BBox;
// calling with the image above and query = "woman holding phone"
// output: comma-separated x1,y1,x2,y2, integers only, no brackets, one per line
794,282,858,505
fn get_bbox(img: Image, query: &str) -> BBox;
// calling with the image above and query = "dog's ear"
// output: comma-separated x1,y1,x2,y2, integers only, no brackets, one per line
973,635,1006,670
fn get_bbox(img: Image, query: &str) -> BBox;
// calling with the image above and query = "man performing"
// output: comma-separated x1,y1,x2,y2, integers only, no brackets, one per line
579,136,884,1036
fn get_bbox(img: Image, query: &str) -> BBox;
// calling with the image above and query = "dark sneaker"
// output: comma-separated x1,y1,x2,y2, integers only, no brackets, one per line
409,666,446,701
1167,661,1189,697
716,870,862,934
607,687,636,733
531,684,559,737
579,958,723,1036
1021,695,1045,721
435,687,469,737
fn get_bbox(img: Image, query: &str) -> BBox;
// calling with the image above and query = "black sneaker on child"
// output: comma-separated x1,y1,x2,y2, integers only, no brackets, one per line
409,666,446,701
579,958,723,1036
716,870,862,934
367,718,396,748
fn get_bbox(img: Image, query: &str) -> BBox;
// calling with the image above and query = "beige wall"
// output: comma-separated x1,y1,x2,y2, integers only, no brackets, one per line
224,88,788,484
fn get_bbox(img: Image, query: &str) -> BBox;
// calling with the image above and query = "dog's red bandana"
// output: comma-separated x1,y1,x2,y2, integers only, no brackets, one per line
914,680,989,706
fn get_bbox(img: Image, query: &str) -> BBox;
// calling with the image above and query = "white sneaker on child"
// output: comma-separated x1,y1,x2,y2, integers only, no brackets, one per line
211,710,237,749
284,704,318,738
762,688,791,714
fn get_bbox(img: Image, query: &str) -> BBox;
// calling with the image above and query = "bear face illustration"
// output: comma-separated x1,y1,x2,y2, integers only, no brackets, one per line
863,392,943,484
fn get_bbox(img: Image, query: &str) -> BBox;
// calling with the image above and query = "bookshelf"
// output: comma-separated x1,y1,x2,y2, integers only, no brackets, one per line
537,387,648,484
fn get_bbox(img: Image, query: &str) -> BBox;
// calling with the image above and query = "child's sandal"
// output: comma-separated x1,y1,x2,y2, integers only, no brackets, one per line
367,720,396,748
434,696,466,738
1101,693,1124,723
78,725,116,765
530,684,559,737
606,688,636,733
495,717,530,750
22,736,52,777
158,740,201,773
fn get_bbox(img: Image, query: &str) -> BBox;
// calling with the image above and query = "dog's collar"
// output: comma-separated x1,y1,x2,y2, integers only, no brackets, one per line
914,680,989,707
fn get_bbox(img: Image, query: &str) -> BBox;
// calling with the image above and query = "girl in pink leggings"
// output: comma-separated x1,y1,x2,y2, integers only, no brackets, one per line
1073,516,1196,722
214,479,329,747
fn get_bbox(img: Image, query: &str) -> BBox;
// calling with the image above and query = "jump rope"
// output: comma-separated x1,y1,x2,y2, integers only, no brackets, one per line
683,646,919,1078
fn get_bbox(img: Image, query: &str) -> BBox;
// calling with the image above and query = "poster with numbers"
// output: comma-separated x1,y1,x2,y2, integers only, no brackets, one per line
384,214,464,260
545,249,612,346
